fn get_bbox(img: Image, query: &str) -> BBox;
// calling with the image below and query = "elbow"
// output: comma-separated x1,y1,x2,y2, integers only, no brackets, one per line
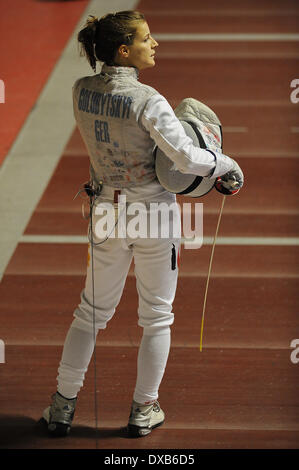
175,156,196,175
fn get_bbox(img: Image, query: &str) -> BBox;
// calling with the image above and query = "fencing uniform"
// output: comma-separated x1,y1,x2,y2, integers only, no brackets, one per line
56,64,234,405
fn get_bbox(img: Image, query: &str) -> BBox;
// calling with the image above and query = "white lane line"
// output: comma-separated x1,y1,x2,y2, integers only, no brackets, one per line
0,0,138,282
203,237,299,246
156,52,299,59
153,33,299,41
174,99,295,107
3,340,296,349
144,10,299,17
222,127,248,133
233,152,299,158
19,234,299,246
20,235,89,244
174,273,299,279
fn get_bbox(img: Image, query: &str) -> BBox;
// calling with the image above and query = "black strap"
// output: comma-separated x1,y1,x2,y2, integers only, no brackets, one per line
178,175,203,195
154,120,219,195
186,120,207,149
177,121,207,195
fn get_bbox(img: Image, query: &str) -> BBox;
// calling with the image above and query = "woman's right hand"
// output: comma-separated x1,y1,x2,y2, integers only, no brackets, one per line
215,159,244,195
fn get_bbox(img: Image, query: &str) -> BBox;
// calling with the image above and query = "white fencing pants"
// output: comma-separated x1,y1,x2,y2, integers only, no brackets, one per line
57,193,181,404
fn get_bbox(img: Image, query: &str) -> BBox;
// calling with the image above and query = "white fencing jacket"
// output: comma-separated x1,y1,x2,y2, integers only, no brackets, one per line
72,64,234,190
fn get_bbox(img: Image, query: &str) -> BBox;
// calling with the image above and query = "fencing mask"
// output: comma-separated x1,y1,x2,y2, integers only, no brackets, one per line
155,98,223,197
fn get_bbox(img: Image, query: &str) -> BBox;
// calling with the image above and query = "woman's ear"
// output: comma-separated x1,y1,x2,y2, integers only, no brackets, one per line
118,44,129,58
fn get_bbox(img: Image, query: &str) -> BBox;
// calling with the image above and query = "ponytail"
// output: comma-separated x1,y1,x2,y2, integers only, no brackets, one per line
77,15,99,73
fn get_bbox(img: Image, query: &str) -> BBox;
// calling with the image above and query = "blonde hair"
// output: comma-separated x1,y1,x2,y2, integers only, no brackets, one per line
78,11,145,72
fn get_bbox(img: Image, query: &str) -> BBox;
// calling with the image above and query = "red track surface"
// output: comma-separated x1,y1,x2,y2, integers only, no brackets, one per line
0,0,89,166
0,0,298,451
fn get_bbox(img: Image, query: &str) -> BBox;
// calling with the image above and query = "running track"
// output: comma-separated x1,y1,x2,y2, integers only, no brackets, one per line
0,0,298,450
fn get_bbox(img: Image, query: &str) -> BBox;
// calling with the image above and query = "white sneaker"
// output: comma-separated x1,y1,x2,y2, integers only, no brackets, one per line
127,400,165,437
42,392,77,437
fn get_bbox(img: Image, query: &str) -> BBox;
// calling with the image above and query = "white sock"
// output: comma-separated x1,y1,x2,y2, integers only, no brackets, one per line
57,324,95,399
133,327,171,405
